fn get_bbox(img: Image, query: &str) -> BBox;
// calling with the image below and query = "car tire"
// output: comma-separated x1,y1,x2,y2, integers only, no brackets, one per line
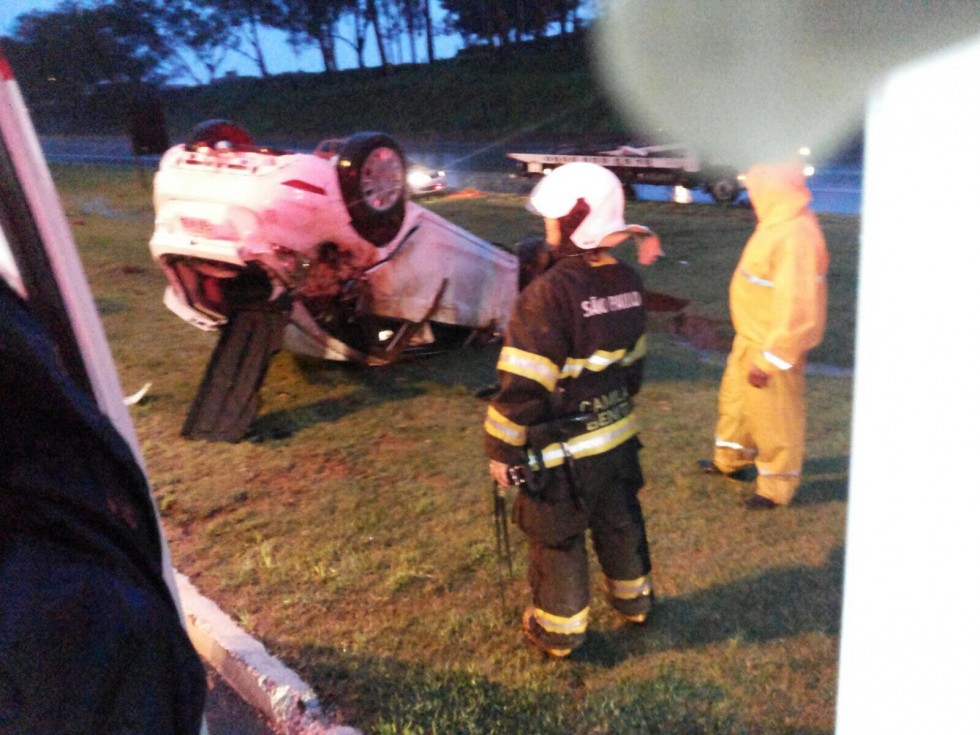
336,132,407,246
180,303,288,442
186,119,254,151
708,178,740,203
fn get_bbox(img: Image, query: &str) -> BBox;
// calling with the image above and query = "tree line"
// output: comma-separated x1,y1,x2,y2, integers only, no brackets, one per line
0,0,593,90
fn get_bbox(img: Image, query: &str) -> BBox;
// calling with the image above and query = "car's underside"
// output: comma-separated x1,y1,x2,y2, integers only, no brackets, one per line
150,121,519,441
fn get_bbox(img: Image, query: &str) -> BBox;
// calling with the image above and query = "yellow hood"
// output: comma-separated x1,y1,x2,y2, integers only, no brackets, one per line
730,160,828,372
745,161,812,226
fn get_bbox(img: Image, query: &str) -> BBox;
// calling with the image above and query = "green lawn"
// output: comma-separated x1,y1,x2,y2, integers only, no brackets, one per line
57,165,857,735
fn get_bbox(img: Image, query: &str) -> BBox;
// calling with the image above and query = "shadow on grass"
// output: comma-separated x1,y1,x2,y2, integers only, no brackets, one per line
795,455,850,506
246,348,501,441
291,345,501,390
584,546,844,670
271,548,843,733
287,643,830,735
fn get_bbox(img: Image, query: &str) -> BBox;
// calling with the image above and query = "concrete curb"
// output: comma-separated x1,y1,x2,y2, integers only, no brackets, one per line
176,572,362,735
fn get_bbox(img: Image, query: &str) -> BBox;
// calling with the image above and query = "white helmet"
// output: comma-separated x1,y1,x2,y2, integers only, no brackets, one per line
526,162,652,249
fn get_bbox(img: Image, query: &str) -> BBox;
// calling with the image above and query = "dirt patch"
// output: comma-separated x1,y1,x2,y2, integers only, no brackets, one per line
670,312,732,351
445,188,485,199
643,290,732,352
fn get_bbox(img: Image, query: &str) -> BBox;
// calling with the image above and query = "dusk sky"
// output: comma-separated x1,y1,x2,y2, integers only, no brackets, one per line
1,0,464,83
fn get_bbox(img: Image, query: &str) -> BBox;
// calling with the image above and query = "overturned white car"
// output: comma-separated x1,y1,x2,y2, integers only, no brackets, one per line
150,121,518,441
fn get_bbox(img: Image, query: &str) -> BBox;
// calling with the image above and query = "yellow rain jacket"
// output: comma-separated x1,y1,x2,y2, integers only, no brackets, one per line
713,161,829,504
733,162,829,373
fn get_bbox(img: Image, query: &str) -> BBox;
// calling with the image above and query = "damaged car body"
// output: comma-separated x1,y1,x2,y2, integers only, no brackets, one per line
150,121,518,442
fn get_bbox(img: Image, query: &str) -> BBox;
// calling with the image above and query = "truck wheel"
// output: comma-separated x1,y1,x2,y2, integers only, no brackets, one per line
336,132,407,246
186,119,254,151
708,178,740,203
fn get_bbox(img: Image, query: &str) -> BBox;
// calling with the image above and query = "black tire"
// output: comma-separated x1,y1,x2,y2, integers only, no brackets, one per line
708,178,740,203
186,119,254,151
336,132,407,246
181,304,288,442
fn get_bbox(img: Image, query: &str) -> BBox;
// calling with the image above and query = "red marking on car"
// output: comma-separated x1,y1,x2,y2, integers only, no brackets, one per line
0,50,14,81
282,179,326,195
180,217,216,239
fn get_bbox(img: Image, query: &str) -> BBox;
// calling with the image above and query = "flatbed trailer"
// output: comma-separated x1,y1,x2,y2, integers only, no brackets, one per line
507,143,743,203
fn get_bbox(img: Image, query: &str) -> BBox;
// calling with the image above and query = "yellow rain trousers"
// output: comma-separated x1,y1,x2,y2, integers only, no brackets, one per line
712,162,829,505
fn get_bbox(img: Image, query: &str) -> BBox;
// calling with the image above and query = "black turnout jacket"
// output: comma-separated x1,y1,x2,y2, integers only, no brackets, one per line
484,252,646,469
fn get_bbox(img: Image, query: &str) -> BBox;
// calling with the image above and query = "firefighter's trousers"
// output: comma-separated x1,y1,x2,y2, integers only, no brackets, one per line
514,440,653,651
712,334,806,505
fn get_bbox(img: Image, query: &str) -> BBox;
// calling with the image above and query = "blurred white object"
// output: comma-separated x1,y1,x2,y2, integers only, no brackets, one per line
124,381,152,406
837,34,980,735
594,2,980,167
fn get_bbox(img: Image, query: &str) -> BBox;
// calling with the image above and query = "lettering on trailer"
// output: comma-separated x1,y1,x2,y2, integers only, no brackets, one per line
508,152,697,171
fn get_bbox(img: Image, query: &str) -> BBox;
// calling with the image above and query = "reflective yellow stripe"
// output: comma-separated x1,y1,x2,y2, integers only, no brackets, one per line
742,268,824,288
531,413,639,469
604,574,652,600
484,406,527,447
740,267,773,287
621,334,647,366
762,350,792,370
757,468,801,478
560,335,646,378
497,346,559,391
533,605,589,635
715,438,749,451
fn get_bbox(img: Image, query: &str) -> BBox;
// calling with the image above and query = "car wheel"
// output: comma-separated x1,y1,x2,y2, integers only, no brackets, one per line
181,302,288,443
708,178,740,203
186,119,254,151
336,132,407,246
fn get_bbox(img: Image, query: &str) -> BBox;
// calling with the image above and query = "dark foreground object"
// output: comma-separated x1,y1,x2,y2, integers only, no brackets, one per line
0,281,206,734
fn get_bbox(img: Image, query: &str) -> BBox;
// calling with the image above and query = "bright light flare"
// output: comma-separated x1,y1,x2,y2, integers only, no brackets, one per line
672,185,692,204
407,170,432,188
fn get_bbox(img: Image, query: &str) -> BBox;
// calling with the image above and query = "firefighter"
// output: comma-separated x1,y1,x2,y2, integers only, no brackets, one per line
700,160,829,508
484,162,663,657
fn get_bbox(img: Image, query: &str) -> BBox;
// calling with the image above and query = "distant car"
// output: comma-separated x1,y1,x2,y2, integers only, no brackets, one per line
149,120,518,440
407,162,447,196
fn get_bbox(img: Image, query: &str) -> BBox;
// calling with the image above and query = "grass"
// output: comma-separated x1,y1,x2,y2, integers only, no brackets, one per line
55,164,857,734
31,32,628,147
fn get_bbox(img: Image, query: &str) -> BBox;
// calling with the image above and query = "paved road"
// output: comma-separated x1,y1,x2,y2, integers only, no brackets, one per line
204,663,276,735
632,165,862,215
39,136,862,216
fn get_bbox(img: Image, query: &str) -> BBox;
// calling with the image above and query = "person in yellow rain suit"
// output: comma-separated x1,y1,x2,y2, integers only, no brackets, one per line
485,162,663,657
700,160,829,509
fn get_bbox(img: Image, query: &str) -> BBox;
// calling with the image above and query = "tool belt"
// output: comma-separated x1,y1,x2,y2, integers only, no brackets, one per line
508,399,637,498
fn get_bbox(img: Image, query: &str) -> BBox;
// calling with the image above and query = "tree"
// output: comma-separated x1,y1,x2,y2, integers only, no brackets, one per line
439,0,507,47
10,0,168,91
364,0,389,68
278,0,356,73
5,0,172,135
348,2,372,68
394,0,427,63
422,0,435,62
208,0,284,77
150,0,239,84
440,0,584,47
